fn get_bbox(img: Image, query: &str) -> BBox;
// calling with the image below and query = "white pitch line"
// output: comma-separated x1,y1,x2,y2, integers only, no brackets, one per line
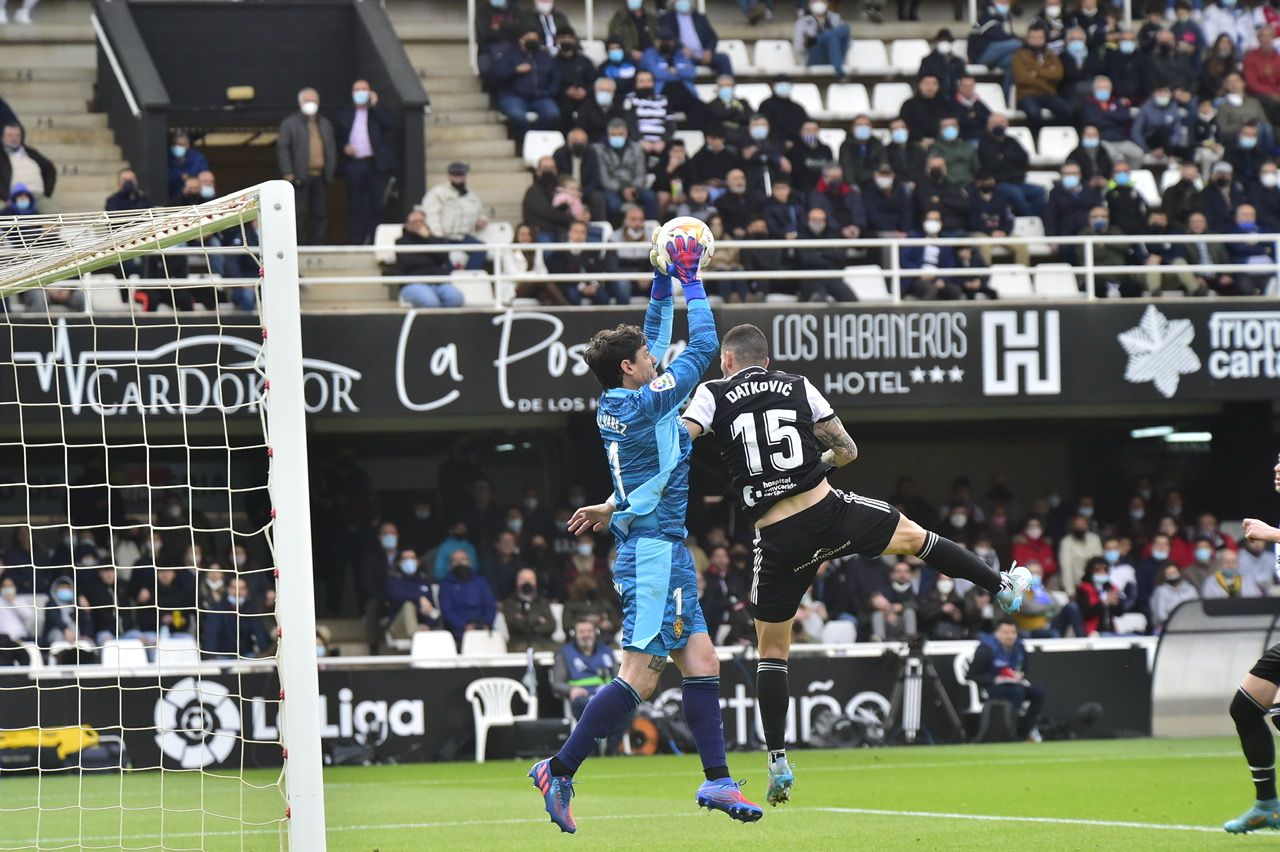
814,807,1227,834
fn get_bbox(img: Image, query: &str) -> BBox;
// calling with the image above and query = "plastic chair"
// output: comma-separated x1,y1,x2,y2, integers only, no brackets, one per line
550,601,566,644
889,39,931,74
752,40,802,74
953,646,984,715
521,130,565,168
373,223,404,266
1113,612,1149,634
1011,215,1050,258
870,82,913,120
988,264,1034,297
847,39,892,74
156,634,201,668
736,83,773,110
410,630,458,659
83,273,127,314
460,629,509,656
718,38,753,74
1034,126,1078,165
674,129,705,156
975,82,1009,115
1024,170,1060,191
820,620,856,644
465,677,537,763
100,639,150,669
818,127,847,153
842,265,892,301
1005,126,1037,160
449,269,495,307
822,83,871,121
580,39,606,66
790,83,825,119
1159,167,1181,192
1130,169,1162,207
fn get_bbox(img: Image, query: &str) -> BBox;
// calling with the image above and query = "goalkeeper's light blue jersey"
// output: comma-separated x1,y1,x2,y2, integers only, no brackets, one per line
596,294,718,544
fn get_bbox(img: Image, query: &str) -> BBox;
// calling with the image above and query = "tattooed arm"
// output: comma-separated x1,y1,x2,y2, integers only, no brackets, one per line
814,416,858,468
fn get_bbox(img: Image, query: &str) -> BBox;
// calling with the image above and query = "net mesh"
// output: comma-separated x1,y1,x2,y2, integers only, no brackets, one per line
0,195,297,850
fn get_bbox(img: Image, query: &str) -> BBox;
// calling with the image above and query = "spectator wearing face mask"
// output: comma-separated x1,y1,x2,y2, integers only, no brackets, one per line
809,162,867,239
105,167,152,213
432,522,479,583
1058,513,1102,596
1080,206,1149,297
901,75,956,146
685,127,740,194
439,550,496,644
502,568,557,652
969,0,1023,82
1082,77,1145,167
763,179,805,238
953,77,994,142
740,114,791,195
1227,121,1267,183
1067,125,1114,187
1142,210,1198,296
1,182,37,220
1199,160,1248,233
883,119,926,185
863,163,914,244
1033,2,1068,50
927,116,979,186
1013,518,1059,584
1184,537,1219,591
1218,73,1272,146
1238,535,1276,591
838,116,884,187
1248,159,1280,230
871,560,921,641
1202,0,1258,58
1151,29,1199,96
1013,561,1086,637
386,549,440,641
790,207,856,302
920,30,967,98
968,174,1025,265
1104,29,1153,105
1013,25,1071,135
548,219,617,305
1226,203,1274,293
476,0,525,81
759,77,810,146
1044,163,1101,265
1076,557,1128,635
913,154,969,234
495,31,563,145
660,0,733,77
562,574,621,644
786,121,834,192
1101,536,1138,608
919,575,968,639
901,209,962,300
166,131,208,203
1061,28,1104,106
576,78,629,142
1202,547,1261,599
707,75,752,142
1067,0,1108,52
1103,162,1149,236
1131,85,1186,162
978,114,1043,217
1149,563,1198,631
795,1,852,80
609,0,659,61
596,118,656,223
1163,161,1204,228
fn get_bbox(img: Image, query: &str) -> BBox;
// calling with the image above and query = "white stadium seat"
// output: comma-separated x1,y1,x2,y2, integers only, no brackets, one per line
521,130,564,168
1024,170,1060,191
736,83,773,110
1131,169,1162,207
373,223,404,266
100,639,149,669
696,83,716,103
988,264,1034,298
411,630,457,659
870,82,913,120
674,129,705,156
1035,126,1078,165
847,39,892,75
83,273,127,314
822,83,871,121
843,265,893,301
753,39,802,74
890,39,931,74
1005,126,1036,159
460,629,508,657
1011,215,1050,258
718,38,754,74
450,270,495,307
1033,263,1083,298
953,38,970,61
975,82,1010,116
580,39,605,66
820,620,857,644
818,127,847,152
790,83,825,118
1160,167,1181,192
476,220,514,247
156,634,201,668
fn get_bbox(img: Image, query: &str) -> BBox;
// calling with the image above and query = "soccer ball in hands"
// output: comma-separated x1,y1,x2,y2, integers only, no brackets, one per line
651,216,715,274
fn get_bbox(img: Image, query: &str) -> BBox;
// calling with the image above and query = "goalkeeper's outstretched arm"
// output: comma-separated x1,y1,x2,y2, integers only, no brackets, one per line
644,268,675,362
640,236,717,418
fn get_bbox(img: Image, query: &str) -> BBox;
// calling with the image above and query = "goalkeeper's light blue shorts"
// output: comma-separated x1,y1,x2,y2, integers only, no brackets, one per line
612,535,706,657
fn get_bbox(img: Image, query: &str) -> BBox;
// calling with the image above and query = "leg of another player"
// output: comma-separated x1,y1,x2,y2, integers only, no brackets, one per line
756,618,796,805
1225,673,1280,833
671,633,764,822
883,515,1030,612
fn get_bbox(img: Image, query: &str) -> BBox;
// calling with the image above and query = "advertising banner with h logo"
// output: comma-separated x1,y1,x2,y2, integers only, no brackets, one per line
981,310,1062,397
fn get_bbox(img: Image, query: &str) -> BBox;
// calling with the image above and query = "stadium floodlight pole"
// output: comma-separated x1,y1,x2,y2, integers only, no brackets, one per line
259,179,329,850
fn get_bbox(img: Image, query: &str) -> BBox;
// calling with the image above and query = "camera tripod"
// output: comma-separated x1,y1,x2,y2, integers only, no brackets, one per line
886,637,966,745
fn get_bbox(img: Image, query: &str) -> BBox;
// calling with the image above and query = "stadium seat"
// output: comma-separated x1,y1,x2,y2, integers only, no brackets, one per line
550,601,565,644
373,223,404,266
1114,612,1149,634
460,629,509,657
696,83,716,103
953,646,984,715
464,677,537,763
476,220,514,255
83,273,127,313
790,83,825,119
847,39,892,75
753,39,802,74
1159,167,1181,191
818,127,847,152
821,83,871,121
491,611,510,642
842,265,892,301
718,38,754,74
580,39,606,66
988,264,1034,297
1034,126,1078,165
736,83,773,110
764,292,799,303
870,82,913,120
889,39,931,74
521,130,564,168
674,129,705,156
1024,170,1059,191
1011,216,1050,258
974,82,1010,116
410,630,458,659
1005,126,1036,160
155,634,201,668
100,639,149,669
820,620,856,644
1131,169,1162,207
589,220,614,243
953,38,969,60
450,270,496,307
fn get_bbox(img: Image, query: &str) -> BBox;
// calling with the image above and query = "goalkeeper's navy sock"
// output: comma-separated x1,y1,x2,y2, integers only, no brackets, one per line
552,678,641,777
683,676,730,781
756,658,789,758
916,532,1002,595
1233,688,1278,801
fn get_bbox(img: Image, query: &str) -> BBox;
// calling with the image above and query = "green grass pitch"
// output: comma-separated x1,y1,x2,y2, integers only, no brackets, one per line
0,736,1269,850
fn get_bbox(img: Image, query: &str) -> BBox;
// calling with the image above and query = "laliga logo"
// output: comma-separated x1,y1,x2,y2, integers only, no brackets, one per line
154,677,240,768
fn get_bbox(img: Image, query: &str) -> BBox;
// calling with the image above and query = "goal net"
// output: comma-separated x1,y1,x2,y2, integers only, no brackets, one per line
0,181,325,851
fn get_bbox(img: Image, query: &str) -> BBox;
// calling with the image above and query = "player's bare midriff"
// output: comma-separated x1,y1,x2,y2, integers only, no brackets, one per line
755,478,832,529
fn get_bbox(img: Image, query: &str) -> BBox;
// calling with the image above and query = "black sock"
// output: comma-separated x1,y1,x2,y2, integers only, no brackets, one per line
549,756,572,777
757,657,790,756
917,532,1002,595
704,765,730,781
1233,689,1278,801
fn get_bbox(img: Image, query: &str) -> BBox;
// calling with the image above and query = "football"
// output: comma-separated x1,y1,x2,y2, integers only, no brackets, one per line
652,215,715,273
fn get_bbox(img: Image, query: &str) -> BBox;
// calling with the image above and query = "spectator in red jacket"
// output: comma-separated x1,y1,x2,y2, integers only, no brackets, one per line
1148,515,1196,567
1012,517,1058,583
1193,512,1240,553
1076,556,1127,635
1243,24,1280,127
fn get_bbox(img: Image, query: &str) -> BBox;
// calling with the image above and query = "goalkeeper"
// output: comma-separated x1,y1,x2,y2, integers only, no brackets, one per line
530,234,762,833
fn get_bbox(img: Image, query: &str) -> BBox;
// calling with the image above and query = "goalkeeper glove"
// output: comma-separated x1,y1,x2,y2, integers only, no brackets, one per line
651,270,673,301
665,235,707,301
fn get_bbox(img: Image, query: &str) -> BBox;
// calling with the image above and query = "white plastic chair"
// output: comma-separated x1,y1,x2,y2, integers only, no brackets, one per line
988,264,1034,297
1024,170,1060,192
674,129,705,156
870,82,913,120
476,220,514,261
1035,126,1078,165
890,39,931,74
156,634,201,668
822,83,871,121
521,130,565,168
736,83,773,110
410,630,458,659
1005,126,1036,160
580,39,606,66
954,38,970,61
465,677,537,763
450,269,495,307
818,127,847,153
1113,612,1149,634
100,639,149,669
842,265,892,301
373,223,404,266
491,610,510,642
752,40,802,74
954,646,984,715
696,83,716,103
1130,169,1162,207
820,620,856,644
718,38,753,74
847,39,892,74
974,82,1009,116
549,601,566,644
1159,167,1182,192
460,629,509,656
1011,215,1050,258
83,273,127,314
790,83,825,119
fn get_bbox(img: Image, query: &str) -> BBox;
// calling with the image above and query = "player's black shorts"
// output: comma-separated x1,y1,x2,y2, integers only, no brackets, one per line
1250,642,1280,684
749,488,902,623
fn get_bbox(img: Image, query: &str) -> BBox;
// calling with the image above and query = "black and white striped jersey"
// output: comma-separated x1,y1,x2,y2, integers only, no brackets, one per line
683,365,836,523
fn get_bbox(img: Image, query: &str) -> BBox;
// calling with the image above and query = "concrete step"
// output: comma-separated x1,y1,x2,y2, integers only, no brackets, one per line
37,143,123,162
0,43,94,69
426,122,509,143
0,79,95,99
52,191,111,213
23,113,110,130
427,171,530,193
423,92,493,112
418,75,484,95
426,156,525,176
25,126,118,146
54,160,128,177
4,96,91,115
403,42,473,68
49,174,116,194
300,282,394,303
427,109,504,126
0,66,96,82
298,253,380,276
426,138,516,160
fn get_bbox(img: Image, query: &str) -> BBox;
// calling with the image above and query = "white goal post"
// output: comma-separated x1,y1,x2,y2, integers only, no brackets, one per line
0,180,326,850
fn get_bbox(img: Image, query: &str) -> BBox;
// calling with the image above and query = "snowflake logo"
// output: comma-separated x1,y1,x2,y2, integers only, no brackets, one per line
1117,305,1201,398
